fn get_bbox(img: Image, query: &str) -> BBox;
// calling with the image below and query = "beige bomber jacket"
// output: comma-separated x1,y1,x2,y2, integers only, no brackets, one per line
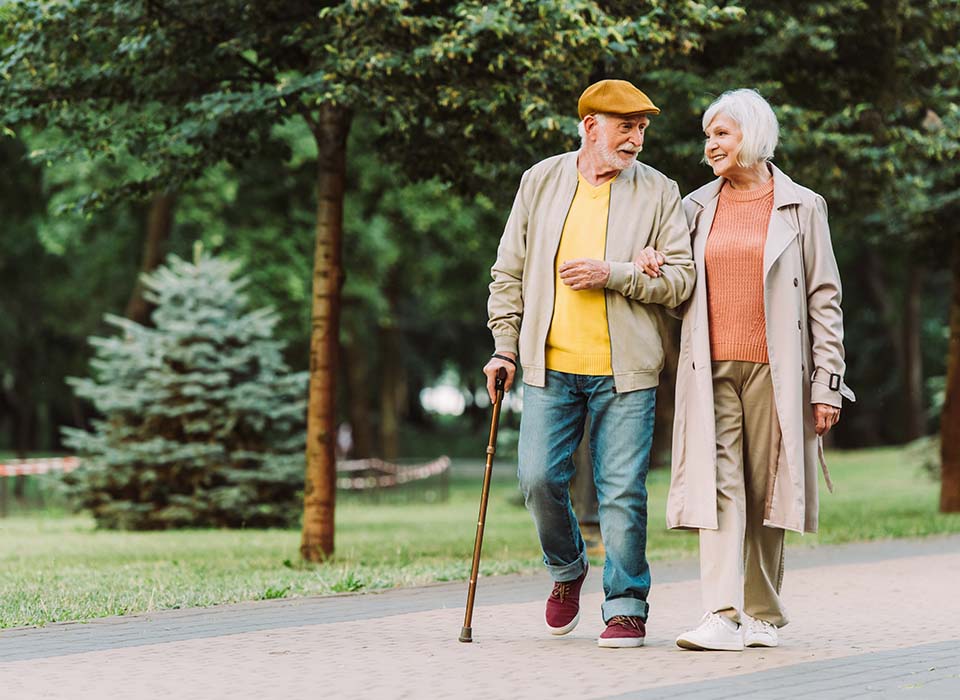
488,151,695,393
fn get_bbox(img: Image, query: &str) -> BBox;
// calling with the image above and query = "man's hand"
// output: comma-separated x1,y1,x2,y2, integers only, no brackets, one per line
558,258,610,290
483,351,517,404
813,403,841,435
633,247,665,278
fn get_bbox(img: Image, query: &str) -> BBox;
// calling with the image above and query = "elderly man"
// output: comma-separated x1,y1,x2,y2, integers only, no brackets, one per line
483,79,694,648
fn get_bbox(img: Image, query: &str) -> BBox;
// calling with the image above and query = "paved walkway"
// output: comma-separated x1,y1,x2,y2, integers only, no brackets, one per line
2,536,959,699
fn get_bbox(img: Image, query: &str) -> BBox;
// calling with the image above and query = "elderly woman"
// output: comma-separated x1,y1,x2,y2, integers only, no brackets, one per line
638,89,854,651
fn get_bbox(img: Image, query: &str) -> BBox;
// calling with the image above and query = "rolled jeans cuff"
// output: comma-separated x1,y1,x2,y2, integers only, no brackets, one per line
602,596,649,623
546,550,589,583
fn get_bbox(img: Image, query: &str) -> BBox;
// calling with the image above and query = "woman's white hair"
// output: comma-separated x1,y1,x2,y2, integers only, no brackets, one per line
702,89,779,167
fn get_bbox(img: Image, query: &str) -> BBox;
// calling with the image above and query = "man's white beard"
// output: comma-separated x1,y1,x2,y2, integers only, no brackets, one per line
597,140,640,171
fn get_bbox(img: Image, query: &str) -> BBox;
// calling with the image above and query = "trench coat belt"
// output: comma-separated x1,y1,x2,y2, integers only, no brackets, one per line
817,435,835,494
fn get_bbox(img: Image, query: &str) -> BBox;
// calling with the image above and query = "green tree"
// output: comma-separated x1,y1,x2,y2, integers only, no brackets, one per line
0,133,144,457
1,0,741,558
15,128,201,452
0,135,48,459
63,252,308,529
337,118,507,457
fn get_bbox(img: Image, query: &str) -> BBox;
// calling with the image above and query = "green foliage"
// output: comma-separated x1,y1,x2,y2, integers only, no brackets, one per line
330,571,365,593
339,118,505,402
62,252,308,529
647,0,959,216
0,0,743,202
260,584,291,600
0,134,118,454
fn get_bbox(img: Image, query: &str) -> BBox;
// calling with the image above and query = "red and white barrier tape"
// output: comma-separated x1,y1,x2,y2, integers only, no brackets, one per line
337,456,451,490
0,457,81,478
0,455,450,489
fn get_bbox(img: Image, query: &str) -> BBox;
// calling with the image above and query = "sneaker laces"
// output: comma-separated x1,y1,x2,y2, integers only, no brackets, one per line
748,617,774,634
608,615,643,631
701,612,738,632
550,580,572,602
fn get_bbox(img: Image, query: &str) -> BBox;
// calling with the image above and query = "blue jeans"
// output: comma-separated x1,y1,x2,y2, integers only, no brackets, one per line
518,370,655,622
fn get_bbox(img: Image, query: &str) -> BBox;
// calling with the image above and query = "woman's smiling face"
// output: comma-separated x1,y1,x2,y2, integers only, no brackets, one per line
703,113,743,178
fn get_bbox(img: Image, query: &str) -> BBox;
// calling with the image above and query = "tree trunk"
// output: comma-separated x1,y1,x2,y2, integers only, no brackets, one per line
12,349,34,459
11,355,35,502
300,106,350,561
940,236,960,512
862,247,921,442
902,273,926,440
379,323,403,460
405,374,428,429
125,192,177,326
342,335,374,459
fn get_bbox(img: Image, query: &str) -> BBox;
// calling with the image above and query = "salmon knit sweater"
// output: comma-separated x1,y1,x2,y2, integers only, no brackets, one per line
705,178,775,364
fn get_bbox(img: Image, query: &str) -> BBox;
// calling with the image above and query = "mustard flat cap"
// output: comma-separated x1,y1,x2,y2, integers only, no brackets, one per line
577,79,660,119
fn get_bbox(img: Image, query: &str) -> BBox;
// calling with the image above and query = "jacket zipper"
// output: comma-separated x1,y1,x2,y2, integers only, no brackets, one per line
545,176,579,367
604,181,615,391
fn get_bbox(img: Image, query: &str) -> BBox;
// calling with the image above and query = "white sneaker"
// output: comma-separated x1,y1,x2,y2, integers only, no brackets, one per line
743,614,779,647
676,612,744,651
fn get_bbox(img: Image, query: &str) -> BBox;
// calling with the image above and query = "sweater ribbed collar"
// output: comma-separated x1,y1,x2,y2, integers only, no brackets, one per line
719,175,775,203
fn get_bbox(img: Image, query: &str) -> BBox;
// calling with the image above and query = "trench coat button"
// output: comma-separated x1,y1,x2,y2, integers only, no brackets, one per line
793,277,799,287
692,361,696,370
797,320,801,330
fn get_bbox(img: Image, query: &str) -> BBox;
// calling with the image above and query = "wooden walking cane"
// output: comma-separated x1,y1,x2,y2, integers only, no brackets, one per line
459,366,508,643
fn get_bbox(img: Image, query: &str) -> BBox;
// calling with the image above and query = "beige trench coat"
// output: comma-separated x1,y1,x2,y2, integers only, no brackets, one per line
666,165,855,534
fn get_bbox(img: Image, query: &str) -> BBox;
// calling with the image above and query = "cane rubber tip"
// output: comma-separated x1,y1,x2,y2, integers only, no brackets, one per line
459,627,473,643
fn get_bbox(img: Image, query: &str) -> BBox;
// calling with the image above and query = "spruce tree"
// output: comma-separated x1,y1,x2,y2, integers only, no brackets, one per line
63,250,307,529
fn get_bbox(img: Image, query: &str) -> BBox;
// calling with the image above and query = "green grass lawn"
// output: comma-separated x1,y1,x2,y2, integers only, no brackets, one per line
1,446,957,628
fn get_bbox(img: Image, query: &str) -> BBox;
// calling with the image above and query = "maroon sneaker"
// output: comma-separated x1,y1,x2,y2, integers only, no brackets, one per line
597,615,646,648
545,564,588,635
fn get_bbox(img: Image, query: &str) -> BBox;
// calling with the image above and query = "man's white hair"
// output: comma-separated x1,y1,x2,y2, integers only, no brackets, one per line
577,113,608,147
702,89,779,167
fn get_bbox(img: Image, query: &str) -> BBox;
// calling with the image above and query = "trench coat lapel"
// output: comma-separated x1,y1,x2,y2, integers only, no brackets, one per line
692,197,718,265
687,176,723,212
687,176,722,298
688,180,722,430
763,164,803,279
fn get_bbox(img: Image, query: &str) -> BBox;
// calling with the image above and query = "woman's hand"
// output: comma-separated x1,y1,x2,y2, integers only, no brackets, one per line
633,247,665,277
813,403,841,435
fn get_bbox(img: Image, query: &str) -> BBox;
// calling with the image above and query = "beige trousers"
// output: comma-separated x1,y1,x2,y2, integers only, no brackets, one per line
699,360,788,627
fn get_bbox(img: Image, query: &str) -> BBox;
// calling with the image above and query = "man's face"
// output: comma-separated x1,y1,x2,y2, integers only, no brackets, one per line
587,114,650,171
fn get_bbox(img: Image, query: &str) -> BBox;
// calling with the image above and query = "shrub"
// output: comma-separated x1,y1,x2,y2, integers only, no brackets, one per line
63,251,307,529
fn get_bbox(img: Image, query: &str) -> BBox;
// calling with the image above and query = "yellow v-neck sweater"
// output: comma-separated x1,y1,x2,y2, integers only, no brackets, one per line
705,177,775,364
544,173,613,375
